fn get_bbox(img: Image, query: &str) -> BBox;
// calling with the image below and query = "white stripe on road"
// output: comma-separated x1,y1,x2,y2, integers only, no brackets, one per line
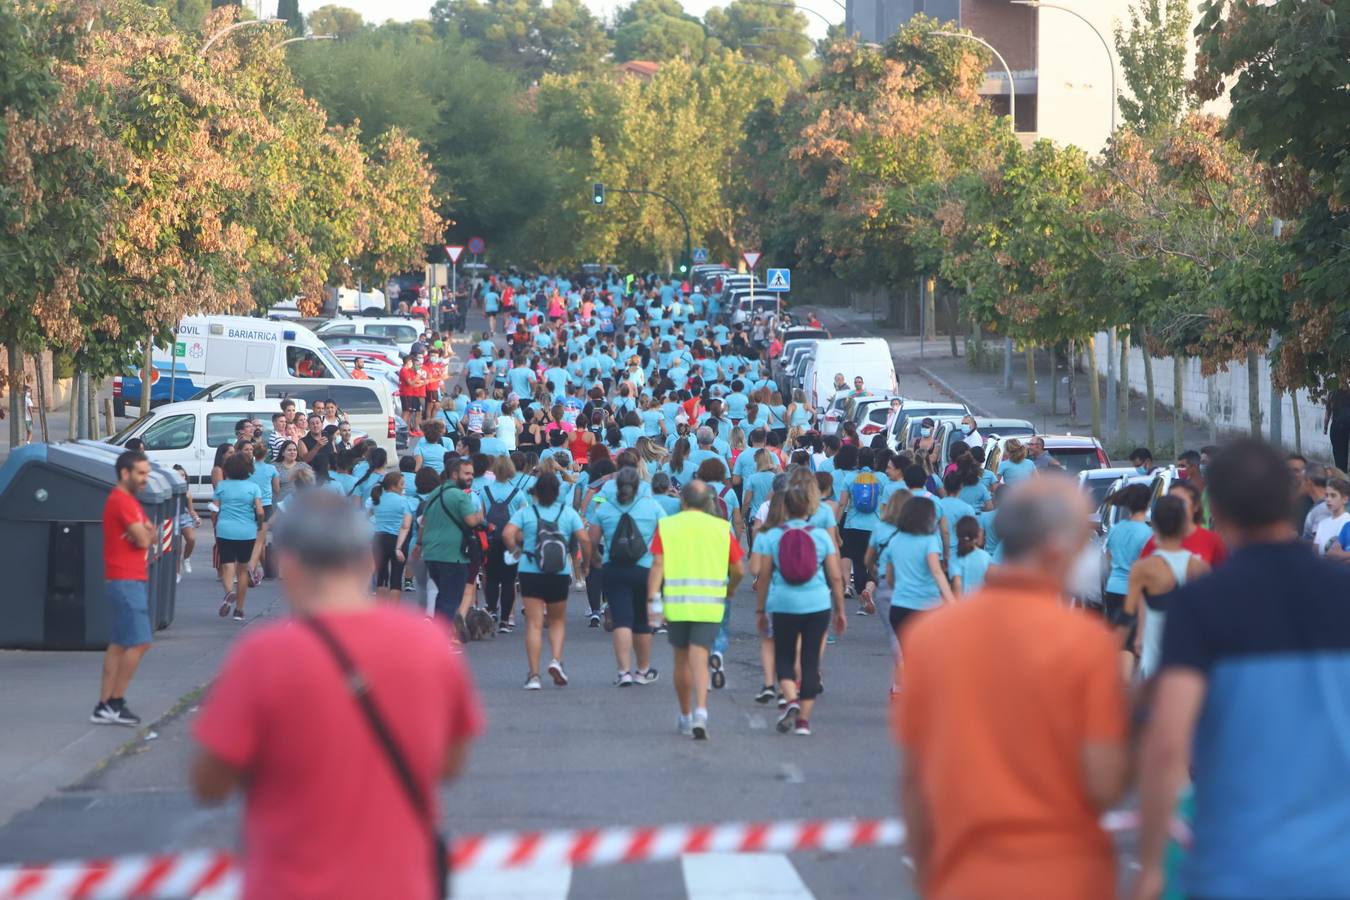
452,865,572,900
681,853,815,899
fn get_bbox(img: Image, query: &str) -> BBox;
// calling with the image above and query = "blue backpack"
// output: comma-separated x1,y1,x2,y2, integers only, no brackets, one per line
850,471,881,515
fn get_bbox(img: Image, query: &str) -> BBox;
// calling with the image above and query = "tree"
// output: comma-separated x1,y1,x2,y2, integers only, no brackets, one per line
276,0,304,36
612,0,711,63
430,0,611,81
1113,0,1192,131
146,0,211,30
307,5,364,39
704,0,811,63
1194,0,1350,395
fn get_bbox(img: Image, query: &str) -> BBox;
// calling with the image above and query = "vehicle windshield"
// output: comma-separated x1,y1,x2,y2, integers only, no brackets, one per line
189,381,230,401
1052,448,1103,474
1083,477,1117,508
110,413,153,444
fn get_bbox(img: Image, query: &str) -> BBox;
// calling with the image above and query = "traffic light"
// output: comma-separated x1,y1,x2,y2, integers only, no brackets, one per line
592,182,605,205
678,259,689,274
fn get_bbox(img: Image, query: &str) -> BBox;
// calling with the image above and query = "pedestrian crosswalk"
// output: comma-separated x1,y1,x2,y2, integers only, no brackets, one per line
452,853,817,899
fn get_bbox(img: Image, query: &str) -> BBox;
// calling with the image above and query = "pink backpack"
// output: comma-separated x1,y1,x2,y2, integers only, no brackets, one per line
777,524,818,585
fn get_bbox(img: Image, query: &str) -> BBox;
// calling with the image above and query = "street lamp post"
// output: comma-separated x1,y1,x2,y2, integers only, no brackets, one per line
745,1,837,35
929,29,1018,389
275,33,339,49
201,17,285,54
1011,0,1120,426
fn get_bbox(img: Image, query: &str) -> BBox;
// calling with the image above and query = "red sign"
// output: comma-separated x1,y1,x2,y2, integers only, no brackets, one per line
467,236,486,255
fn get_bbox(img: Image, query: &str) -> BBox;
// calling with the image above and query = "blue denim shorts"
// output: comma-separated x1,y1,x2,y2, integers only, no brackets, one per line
107,579,152,647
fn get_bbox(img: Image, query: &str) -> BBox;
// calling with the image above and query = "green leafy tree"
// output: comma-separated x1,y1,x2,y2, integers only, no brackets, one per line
146,0,211,30
704,0,811,63
307,5,365,39
276,0,303,35
430,0,611,81
1113,0,1192,131
612,0,711,62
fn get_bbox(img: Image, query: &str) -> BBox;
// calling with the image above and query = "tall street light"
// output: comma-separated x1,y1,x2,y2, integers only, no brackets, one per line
201,17,285,54
929,29,1018,388
276,33,339,49
1011,0,1120,424
746,1,837,35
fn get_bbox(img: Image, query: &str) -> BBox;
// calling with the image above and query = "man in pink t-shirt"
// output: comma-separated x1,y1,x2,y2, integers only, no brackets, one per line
191,491,484,900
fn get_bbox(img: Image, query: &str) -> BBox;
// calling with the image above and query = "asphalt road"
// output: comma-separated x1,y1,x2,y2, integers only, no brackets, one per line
0,298,1140,898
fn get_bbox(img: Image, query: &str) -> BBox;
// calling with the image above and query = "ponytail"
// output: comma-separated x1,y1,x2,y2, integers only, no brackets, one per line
370,472,402,506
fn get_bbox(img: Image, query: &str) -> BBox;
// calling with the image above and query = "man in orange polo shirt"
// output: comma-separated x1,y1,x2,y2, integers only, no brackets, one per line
894,476,1129,900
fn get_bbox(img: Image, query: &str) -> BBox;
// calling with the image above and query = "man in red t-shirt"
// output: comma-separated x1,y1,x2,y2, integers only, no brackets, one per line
398,354,427,432
95,450,155,727
192,491,484,900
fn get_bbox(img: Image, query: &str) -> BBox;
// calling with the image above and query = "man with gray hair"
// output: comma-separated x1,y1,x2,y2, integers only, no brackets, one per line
893,477,1129,898
190,490,484,900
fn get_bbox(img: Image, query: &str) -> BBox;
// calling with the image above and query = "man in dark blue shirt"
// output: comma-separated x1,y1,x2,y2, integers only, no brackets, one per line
1133,438,1350,900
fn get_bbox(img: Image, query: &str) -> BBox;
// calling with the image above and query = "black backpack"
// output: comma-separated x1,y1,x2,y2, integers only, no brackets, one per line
483,484,521,545
608,501,647,566
531,505,569,574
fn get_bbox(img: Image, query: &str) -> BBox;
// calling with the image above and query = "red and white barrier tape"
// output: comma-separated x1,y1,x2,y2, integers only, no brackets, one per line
0,812,1184,899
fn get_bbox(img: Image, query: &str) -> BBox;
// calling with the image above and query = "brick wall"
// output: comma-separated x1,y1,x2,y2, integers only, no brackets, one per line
961,0,1036,71
1092,333,1334,459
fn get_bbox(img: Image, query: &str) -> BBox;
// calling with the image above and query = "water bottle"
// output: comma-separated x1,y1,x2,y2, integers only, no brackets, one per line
649,592,663,617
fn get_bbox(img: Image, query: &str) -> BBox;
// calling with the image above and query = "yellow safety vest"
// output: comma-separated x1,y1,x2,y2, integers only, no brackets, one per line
657,510,732,623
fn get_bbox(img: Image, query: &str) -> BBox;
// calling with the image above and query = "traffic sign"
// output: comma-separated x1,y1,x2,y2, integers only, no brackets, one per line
692,247,709,264
467,236,486,255
445,245,464,264
765,268,791,292
742,250,761,270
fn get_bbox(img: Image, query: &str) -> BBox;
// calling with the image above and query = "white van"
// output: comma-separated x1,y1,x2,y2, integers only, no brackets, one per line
113,316,350,416
803,338,898,411
110,399,307,504
191,377,398,456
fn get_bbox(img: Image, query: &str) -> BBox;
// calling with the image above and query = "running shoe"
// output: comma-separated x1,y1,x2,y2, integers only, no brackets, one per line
499,620,514,634
232,608,245,622
616,671,634,687
90,702,116,724
218,592,235,618
634,668,660,685
754,685,776,704
794,719,812,736
776,703,800,734
183,559,192,574
777,694,788,709
691,711,709,741
547,659,568,686
859,588,876,616
106,699,141,727
826,633,837,645
588,612,601,628
655,624,668,635
677,714,693,736
523,674,542,691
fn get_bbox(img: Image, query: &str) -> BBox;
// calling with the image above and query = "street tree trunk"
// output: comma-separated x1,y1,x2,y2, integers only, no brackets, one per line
1026,345,1036,404
140,342,153,416
1139,328,1156,449
1246,350,1262,437
33,353,49,443
1117,331,1131,441
1173,357,1184,456
68,366,80,440
6,339,21,448
1206,376,1219,443
1293,397,1302,453
1087,335,1102,439
943,286,959,357
1067,339,1078,422
1050,344,1058,414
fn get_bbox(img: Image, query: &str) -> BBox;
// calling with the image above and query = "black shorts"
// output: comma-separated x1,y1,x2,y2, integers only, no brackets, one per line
425,389,440,404
403,396,423,413
217,538,256,564
1103,591,1136,628
889,605,926,635
518,572,570,604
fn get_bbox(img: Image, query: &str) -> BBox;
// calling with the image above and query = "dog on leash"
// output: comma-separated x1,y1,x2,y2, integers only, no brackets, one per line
464,606,496,641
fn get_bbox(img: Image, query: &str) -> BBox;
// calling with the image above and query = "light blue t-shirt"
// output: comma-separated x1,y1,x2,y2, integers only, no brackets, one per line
950,547,992,594
979,508,1002,562
753,519,837,615
1105,518,1153,594
415,438,451,474
654,493,681,516
248,460,277,507
588,495,666,567
507,366,536,398
840,469,889,532
743,469,778,515
999,458,1037,485
214,479,262,541
479,480,529,520
371,490,413,535
957,481,991,510
465,357,488,379
882,531,944,609
509,500,585,576
937,495,977,562
732,447,761,484
724,392,750,420
706,481,741,522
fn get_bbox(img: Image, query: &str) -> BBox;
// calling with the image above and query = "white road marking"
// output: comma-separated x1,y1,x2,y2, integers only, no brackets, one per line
682,852,815,899
452,865,573,900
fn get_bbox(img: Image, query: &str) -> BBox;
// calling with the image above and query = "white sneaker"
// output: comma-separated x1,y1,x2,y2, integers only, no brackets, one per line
677,714,693,736
616,671,634,687
183,559,192,574
523,674,542,691
547,659,568,686
692,711,709,741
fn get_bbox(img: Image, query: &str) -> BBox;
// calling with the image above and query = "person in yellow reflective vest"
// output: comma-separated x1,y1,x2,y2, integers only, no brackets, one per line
647,480,745,740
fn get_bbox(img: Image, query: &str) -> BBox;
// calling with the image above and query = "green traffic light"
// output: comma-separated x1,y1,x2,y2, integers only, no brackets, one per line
592,182,604,205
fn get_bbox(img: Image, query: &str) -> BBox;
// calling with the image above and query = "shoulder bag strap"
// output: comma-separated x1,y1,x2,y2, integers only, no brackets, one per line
303,617,447,897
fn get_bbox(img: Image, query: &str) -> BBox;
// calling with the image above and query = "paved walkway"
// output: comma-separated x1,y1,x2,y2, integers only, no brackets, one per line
808,305,1222,462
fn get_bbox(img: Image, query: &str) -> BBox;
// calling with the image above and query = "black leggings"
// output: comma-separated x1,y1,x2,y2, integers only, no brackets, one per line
772,610,831,701
484,544,518,621
586,563,605,614
840,527,870,593
373,533,404,589
1332,415,1350,473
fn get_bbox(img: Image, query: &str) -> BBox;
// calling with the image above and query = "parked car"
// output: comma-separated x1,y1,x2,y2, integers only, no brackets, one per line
844,393,903,443
888,402,969,452
802,338,898,413
984,434,1111,477
931,416,1035,471
1079,467,1140,526
315,315,423,356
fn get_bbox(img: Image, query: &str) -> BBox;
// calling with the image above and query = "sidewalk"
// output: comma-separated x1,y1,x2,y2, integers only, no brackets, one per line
808,305,1220,461
0,534,286,829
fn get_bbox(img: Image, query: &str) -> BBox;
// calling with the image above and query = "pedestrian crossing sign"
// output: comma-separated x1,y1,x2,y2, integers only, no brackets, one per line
692,247,709,264
766,268,790,292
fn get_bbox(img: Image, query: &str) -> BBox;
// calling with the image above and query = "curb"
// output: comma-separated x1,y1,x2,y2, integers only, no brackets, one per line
915,365,993,418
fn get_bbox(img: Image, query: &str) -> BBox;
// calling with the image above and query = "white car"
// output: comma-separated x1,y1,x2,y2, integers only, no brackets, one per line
316,315,424,357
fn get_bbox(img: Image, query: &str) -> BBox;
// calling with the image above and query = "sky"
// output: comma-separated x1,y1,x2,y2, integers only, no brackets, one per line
289,0,841,39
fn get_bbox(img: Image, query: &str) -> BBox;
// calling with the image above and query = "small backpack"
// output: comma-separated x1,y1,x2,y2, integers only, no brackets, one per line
531,505,569,574
778,524,819,585
713,484,734,521
850,470,881,515
608,503,648,566
484,484,521,544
